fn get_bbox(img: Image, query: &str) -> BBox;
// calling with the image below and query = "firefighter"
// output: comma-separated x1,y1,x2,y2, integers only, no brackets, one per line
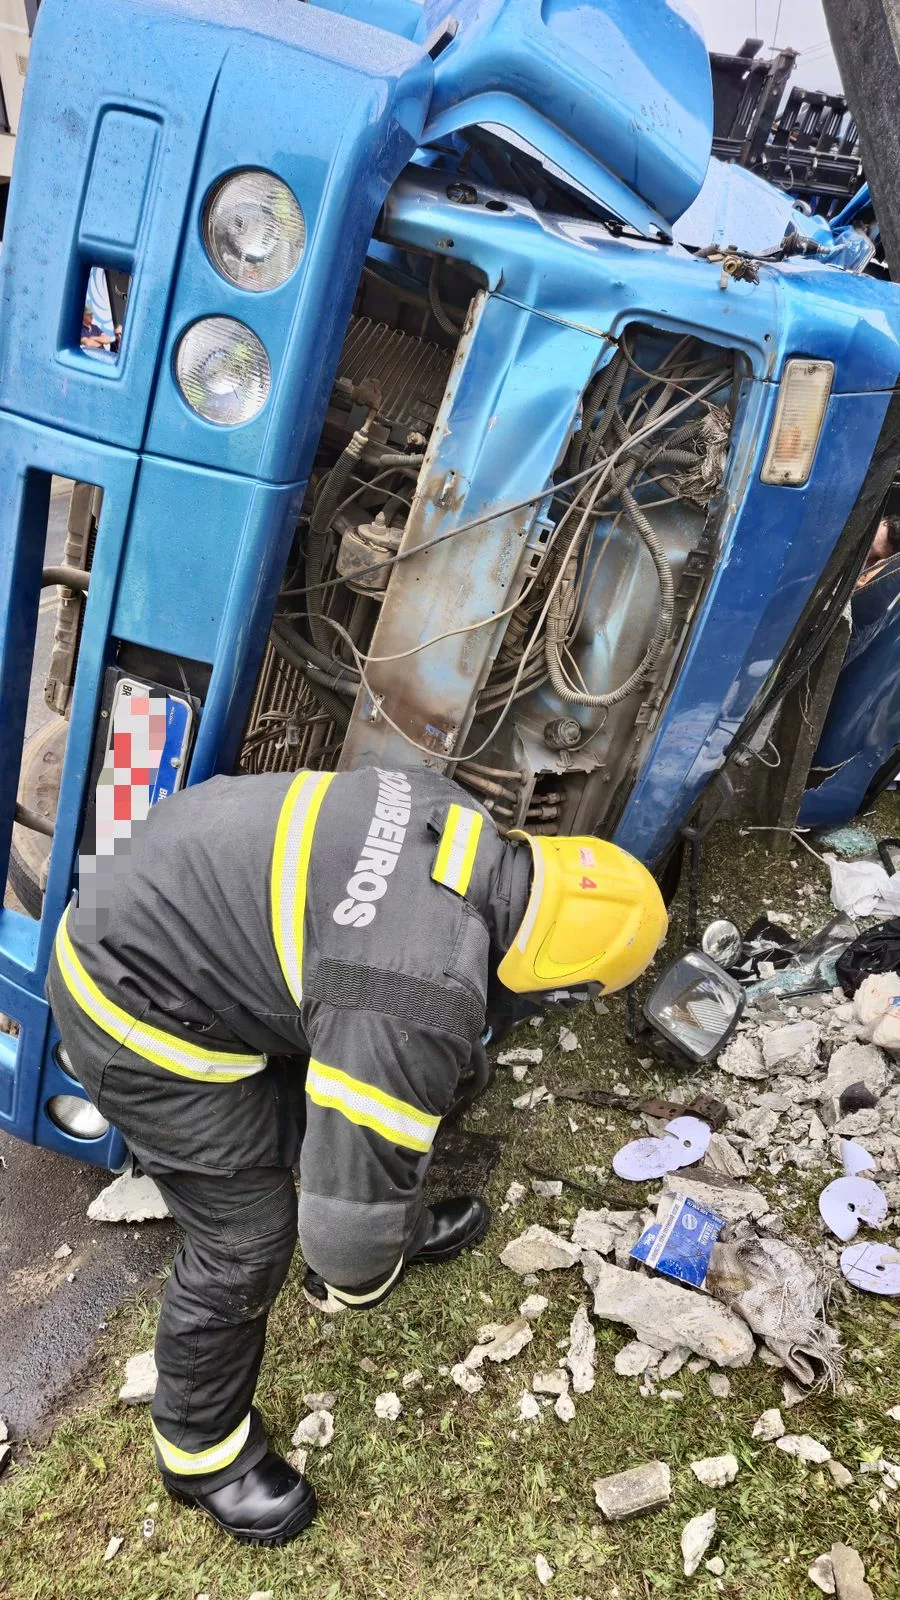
47,763,667,1546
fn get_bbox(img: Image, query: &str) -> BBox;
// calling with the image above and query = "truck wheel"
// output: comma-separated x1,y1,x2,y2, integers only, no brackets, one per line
8,718,66,919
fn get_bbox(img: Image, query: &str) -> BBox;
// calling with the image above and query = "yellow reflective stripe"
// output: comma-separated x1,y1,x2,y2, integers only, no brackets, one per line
431,804,483,897
271,770,335,1005
152,1413,251,1476
325,1255,404,1307
54,907,265,1084
306,1058,439,1154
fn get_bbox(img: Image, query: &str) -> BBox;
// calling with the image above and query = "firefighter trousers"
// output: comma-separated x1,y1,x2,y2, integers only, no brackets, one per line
46,952,307,1491
148,1163,299,1492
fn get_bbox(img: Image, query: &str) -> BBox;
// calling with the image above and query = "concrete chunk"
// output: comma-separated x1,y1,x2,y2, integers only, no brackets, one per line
564,1305,596,1394
752,1407,785,1441
88,1172,170,1223
532,1370,569,1396
830,1544,874,1600
483,1317,533,1364
690,1453,739,1487
808,1555,836,1596
825,1043,890,1105
292,1409,335,1447
500,1225,581,1275
118,1349,158,1405
593,1460,671,1520
762,1021,820,1075
663,1167,769,1223
776,1433,831,1464
583,1257,755,1367
682,1508,717,1577
718,1034,768,1080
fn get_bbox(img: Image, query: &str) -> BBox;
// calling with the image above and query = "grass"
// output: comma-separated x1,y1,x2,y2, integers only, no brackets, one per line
2,795,900,1600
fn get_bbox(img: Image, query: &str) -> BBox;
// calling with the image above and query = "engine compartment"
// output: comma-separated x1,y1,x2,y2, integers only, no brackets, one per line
242,251,738,840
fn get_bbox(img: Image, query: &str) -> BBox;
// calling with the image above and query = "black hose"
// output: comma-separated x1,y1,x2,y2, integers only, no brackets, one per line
269,622,354,729
428,257,461,336
306,427,371,651
273,618,359,684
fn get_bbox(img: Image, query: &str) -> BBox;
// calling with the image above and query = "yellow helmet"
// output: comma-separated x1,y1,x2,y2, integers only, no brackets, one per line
496,832,668,995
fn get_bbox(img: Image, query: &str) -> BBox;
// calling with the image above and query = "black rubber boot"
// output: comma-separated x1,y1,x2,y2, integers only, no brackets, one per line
410,1196,491,1264
167,1450,316,1546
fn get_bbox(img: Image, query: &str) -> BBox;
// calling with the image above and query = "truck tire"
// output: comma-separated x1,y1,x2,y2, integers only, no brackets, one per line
8,717,66,919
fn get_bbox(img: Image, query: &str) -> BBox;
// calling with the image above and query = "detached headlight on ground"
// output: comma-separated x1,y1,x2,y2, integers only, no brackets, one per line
643,949,744,1063
761,358,833,486
47,1093,109,1140
175,317,271,425
204,170,305,291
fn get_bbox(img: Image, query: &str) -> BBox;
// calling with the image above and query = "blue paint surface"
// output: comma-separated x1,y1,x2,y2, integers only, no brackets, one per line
798,553,900,828
0,0,431,1160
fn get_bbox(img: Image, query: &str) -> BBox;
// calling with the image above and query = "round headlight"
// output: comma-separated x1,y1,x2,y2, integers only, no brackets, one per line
175,317,271,426
203,170,305,292
47,1093,109,1140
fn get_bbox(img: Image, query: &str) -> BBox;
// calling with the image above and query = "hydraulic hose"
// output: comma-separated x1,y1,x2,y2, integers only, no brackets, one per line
306,422,372,651
270,621,354,729
544,487,674,708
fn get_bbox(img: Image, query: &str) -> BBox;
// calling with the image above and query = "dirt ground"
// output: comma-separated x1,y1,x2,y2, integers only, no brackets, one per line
1,794,899,1600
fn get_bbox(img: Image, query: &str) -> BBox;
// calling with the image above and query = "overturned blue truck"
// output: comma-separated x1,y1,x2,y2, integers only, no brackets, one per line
1,0,899,1167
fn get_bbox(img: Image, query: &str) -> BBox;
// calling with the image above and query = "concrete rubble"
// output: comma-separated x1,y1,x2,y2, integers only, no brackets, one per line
761,1021,820,1075
118,1349,158,1404
87,1172,170,1223
292,1409,335,1447
827,1460,854,1488
717,1033,768,1080
809,1554,836,1595
451,1364,483,1395
829,1543,875,1600
480,1317,533,1365
775,1433,831,1464
583,1256,755,1367
554,1392,576,1423
518,1391,540,1421
500,1225,581,1274
532,1370,568,1396
614,1340,656,1377
534,1553,554,1585
519,1294,548,1322
690,1453,739,1487
563,1305,596,1393
707,1373,731,1399
664,1168,769,1224
498,1047,543,1068
681,1508,716,1577
102,1536,124,1563
373,1393,402,1422
751,1407,785,1440
531,1179,563,1198
593,1460,671,1520
512,1085,549,1111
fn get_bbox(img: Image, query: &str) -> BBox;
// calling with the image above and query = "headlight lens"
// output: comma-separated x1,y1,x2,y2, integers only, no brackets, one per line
643,949,744,1062
204,170,305,292
47,1093,109,1140
175,317,271,426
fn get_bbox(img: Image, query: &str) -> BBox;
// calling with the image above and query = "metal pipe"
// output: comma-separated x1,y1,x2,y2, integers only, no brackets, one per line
42,565,90,593
15,802,54,838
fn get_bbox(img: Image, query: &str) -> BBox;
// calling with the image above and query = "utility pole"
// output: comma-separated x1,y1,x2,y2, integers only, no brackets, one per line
823,0,900,278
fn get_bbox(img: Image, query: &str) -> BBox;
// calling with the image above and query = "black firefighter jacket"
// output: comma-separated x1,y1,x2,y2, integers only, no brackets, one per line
48,764,530,1305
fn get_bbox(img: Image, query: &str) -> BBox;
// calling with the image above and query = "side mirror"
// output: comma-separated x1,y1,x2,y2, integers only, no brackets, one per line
643,950,745,1063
